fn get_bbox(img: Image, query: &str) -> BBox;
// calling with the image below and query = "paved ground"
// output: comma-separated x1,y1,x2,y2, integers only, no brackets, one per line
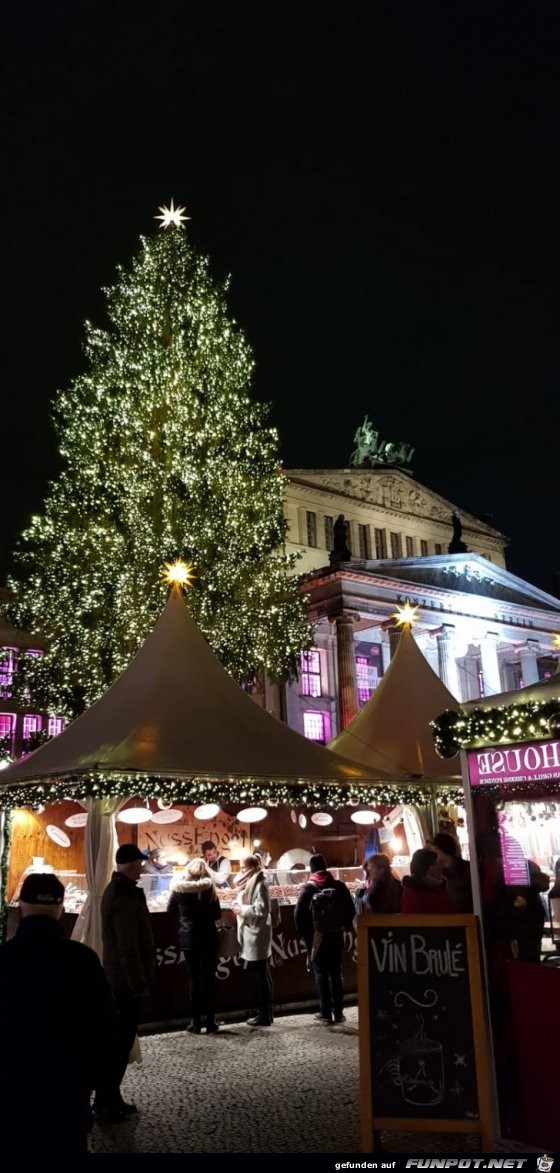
88,1006,514,1155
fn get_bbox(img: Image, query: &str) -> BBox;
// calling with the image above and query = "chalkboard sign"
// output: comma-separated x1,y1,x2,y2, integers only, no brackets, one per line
358,915,494,1152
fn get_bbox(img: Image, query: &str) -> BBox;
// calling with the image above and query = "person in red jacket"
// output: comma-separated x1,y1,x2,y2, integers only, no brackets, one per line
401,848,456,914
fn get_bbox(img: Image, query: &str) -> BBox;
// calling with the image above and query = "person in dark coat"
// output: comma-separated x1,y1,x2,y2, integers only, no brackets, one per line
488,857,549,965
94,842,156,1122
362,853,402,913
401,848,456,914
168,858,222,1033
429,832,473,912
294,852,355,1025
0,873,117,1155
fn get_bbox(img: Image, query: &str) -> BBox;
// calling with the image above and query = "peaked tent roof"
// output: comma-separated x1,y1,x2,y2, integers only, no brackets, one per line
329,626,460,780
0,587,394,788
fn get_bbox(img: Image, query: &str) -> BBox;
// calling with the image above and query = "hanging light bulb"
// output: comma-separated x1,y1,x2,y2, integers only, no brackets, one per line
151,808,183,824
237,807,267,823
118,801,152,825
194,803,221,820
350,810,381,825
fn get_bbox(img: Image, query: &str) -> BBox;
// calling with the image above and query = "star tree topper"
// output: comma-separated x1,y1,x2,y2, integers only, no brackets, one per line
161,559,196,589
155,199,190,229
392,600,420,629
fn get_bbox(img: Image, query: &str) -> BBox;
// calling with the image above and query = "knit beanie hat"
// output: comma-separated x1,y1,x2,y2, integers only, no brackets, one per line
431,832,459,857
309,853,327,872
410,848,438,880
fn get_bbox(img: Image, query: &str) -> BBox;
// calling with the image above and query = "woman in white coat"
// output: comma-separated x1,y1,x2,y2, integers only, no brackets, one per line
232,854,273,1027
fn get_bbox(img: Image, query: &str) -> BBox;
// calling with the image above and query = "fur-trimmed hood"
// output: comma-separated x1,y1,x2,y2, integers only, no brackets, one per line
171,875,215,896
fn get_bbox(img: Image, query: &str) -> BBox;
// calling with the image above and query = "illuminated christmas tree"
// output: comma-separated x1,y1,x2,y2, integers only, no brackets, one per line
9,202,310,716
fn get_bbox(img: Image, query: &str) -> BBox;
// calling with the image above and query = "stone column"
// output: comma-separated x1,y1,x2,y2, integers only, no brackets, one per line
480,631,501,697
519,639,540,687
436,624,460,699
388,622,402,660
335,612,359,730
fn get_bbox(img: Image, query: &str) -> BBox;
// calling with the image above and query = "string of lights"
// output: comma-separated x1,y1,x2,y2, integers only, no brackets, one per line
0,771,461,812
6,208,311,719
431,699,560,758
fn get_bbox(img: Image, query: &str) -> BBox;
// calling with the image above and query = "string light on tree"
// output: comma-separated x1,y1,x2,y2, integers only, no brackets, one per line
8,203,311,717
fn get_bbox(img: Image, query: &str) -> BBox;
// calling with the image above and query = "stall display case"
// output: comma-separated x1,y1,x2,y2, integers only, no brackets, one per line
263,865,364,905
138,872,175,911
10,869,88,914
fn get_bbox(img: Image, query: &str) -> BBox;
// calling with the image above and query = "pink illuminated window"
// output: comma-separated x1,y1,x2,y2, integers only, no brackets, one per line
0,713,15,742
303,711,331,743
0,648,16,698
47,717,64,737
23,714,42,739
300,651,322,697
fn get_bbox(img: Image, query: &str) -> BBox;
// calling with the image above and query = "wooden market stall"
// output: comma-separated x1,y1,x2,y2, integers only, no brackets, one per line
0,584,429,1022
432,671,560,1149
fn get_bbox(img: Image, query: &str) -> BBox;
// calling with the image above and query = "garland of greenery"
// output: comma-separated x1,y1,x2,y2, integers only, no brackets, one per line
431,699,560,759
0,771,462,812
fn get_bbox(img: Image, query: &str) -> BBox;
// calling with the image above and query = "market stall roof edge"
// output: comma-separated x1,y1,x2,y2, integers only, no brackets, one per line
0,586,410,793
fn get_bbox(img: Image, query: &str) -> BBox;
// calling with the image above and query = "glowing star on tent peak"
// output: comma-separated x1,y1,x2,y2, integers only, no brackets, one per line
161,560,196,589
392,601,420,629
155,199,190,229
553,633,560,650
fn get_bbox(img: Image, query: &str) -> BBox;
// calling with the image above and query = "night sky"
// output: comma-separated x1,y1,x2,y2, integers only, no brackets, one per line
3,4,560,592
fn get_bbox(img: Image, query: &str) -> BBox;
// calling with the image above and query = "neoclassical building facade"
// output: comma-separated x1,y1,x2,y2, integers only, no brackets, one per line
275,467,560,743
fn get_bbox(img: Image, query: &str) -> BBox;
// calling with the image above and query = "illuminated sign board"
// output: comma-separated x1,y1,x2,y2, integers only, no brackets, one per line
467,739,560,787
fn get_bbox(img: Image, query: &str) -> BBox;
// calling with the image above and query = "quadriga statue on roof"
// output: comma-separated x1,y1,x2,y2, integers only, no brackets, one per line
349,416,414,469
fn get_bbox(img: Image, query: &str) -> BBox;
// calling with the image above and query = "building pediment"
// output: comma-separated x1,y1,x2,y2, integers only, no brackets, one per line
285,468,506,542
361,554,560,615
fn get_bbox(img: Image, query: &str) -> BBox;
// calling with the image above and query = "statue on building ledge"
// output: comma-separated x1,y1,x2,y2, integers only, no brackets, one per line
448,510,468,554
329,514,352,564
349,415,415,470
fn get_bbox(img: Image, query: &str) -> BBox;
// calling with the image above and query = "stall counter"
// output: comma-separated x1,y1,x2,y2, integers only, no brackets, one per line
5,904,358,1025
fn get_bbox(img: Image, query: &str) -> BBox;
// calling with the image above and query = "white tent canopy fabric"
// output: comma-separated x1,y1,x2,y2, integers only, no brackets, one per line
0,587,392,788
70,795,126,956
329,626,461,781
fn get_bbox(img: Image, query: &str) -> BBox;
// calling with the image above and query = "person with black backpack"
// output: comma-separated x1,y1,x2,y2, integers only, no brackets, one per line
294,853,355,1026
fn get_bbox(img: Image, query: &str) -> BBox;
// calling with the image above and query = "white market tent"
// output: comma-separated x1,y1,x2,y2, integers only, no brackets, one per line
0,587,391,786
329,624,462,783
0,586,394,952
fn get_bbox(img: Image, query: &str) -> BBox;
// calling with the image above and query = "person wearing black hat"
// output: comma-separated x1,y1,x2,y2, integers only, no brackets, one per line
294,853,355,1026
0,873,116,1154
94,843,156,1123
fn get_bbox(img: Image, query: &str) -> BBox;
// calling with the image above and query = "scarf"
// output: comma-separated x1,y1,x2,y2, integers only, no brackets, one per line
234,866,262,905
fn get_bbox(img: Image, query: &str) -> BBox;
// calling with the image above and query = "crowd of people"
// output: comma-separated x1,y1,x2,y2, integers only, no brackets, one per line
1,827,556,1153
